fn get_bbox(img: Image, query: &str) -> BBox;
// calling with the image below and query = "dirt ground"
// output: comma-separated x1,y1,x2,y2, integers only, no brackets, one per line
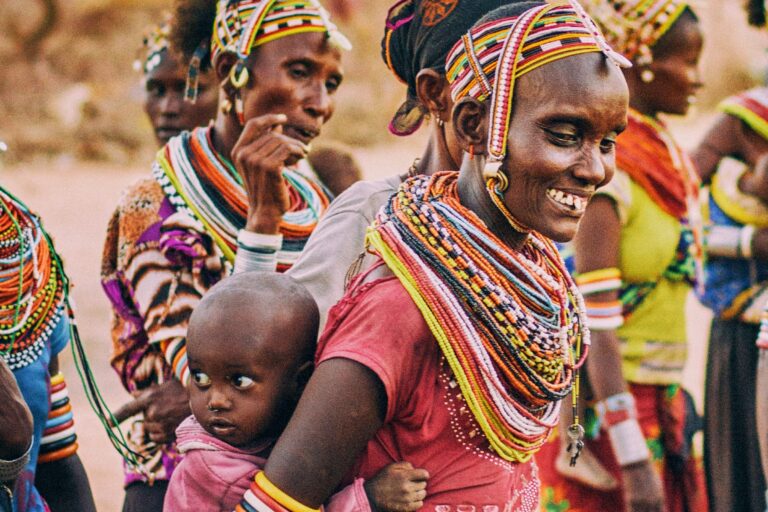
1,133,713,511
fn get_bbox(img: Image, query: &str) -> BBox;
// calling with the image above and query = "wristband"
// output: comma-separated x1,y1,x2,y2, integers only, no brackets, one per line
240,471,321,512
234,230,282,274
0,441,31,482
705,225,741,258
740,225,755,259
576,268,624,331
595,391,637,427
607,419,650,466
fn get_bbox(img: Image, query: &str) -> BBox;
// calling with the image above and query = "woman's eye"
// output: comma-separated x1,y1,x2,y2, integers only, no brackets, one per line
326,78,340,93
545,128,579,146
289,65,309,79
231,375,255,389
191,370,211,387
600,137,617,153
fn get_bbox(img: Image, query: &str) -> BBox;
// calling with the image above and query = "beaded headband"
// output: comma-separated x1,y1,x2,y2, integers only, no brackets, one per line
134,15,172,75
720,88,768,142
446,1,630,161
212,0,350,74
582,0,689,65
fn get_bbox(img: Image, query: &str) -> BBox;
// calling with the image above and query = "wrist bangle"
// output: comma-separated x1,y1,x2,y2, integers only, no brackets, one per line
596,391,637,427
234,230,283,274
705,225,740,258
740,225,755,259
0,440,31,482
607,419,650,467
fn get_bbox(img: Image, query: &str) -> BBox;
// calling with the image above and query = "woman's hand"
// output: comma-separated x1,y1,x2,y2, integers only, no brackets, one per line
231,114,309,234
0,358,33,460
622,460,665,512
111,379,190,444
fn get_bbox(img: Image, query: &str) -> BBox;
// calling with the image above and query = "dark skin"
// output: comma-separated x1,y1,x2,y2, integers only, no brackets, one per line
262,53,628,507
143,51,219,147
576,14,703,512
111,32,344,441
0,357,32,462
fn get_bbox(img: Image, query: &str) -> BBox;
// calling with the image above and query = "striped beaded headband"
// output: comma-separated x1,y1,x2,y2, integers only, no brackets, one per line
720,88,768,142
212,0,351,72
445,1,630,162
135,15,172,75
582,0,689,64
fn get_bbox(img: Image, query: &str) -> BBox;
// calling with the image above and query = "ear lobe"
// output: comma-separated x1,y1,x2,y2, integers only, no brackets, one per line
415,69,451,118
452,97,488,153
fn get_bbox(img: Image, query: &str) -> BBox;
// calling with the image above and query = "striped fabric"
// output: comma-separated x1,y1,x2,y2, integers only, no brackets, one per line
444,1,629,161
38,372,78,464
212,0,350,65
720,87,768,142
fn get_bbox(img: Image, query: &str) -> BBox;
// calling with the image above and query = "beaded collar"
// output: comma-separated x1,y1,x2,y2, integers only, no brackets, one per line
368,172,589,462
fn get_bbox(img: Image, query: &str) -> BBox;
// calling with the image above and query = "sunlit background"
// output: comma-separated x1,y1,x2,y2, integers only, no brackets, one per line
0,0,766,509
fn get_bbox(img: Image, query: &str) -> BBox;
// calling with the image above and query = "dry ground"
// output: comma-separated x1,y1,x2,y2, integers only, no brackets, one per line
1,132,712,510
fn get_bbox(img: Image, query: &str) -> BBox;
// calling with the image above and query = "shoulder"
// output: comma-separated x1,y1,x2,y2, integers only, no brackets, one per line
595,169,632,225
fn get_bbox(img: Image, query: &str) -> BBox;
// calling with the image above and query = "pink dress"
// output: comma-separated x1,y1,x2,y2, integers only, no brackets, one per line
316,276,541,511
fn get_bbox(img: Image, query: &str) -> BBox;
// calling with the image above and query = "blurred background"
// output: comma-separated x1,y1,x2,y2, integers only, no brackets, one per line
0,0,766,509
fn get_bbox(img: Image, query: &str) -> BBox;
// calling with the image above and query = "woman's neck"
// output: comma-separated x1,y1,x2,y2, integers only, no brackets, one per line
416,125,459,176
629,95,658,120
456,155,528,251
211,110,240,161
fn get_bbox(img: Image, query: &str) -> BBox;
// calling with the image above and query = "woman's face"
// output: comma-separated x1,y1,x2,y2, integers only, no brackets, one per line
500,53,629,243
638,15,703,116
143,51,219,146
240,32,343,145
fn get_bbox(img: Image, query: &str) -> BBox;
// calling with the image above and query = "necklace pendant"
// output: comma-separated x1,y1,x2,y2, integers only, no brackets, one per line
566,423,585,467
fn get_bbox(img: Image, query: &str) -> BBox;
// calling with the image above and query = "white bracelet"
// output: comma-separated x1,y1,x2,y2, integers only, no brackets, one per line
607,419,650,467
233,230,282,274
705,225,741,258
740,225,756,259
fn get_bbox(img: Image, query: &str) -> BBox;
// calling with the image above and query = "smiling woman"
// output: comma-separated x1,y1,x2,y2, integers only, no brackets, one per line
231,2,629,511
98,1,350,510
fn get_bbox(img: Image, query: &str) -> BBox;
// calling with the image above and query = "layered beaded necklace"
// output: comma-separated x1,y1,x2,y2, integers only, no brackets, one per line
367,172,589,462
0,189,64,370
153,127,331,271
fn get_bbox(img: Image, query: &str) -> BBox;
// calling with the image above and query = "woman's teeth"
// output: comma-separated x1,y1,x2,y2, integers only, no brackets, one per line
547,188,585,211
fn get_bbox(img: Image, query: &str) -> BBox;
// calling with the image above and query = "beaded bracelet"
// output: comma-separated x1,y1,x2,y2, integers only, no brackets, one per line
740,225,756,259
596,392,650,467
233,230,283,274
575,268,623,331
0,441,31,482
240,471,321,512
38,372,78,464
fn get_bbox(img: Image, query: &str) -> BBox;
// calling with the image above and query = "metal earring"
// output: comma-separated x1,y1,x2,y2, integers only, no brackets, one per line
494,170,509,192
436,117,444,127
641,69,655,83
220,98,233,115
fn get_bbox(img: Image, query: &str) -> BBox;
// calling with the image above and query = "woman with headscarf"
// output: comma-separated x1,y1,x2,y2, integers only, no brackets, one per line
692,88,768,512
287,0,511,331
0,182,96,511
100,1,350,509
536,1,706,511
231,1,629,509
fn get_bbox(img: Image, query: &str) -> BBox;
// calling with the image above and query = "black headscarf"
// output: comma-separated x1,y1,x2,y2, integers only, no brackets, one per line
382,0,509,135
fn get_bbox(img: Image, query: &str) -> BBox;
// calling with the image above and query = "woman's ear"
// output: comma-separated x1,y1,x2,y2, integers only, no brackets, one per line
452,97,488,154
214,52,238,85
415,69,452,121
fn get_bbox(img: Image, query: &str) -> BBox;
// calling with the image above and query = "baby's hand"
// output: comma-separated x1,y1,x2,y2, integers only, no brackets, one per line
364,461,429,512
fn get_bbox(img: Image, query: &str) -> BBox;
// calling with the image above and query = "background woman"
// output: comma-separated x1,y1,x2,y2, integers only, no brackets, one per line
0,185,95,511
536,2,707,511
288,0,509,331
235,2,629,509
100,0,349,509
693,88,768,512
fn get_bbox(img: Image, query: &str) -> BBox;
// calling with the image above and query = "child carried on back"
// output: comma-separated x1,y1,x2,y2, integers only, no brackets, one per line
164,272,428,511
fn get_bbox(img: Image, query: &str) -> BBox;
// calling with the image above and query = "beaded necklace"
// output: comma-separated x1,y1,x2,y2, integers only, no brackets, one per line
153,127,331,271
367,172,589,462
0,189,64,370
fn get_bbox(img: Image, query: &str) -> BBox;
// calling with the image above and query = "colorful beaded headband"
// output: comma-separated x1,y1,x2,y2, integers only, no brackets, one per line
720,88,768,142
446,1,630,161
583,0,689,64
212,0,351,84
135,15,172,75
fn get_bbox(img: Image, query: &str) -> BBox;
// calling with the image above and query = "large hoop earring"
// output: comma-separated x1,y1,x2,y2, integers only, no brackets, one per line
230,62,250,89
492,170,509,192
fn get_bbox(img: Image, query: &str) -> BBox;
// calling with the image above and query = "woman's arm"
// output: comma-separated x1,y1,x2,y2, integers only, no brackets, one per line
575,197,664,512
263,358,386,508
690,114,739,184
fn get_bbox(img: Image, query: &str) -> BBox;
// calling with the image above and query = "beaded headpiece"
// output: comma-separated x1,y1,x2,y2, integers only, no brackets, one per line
582,0,689,65
720,88,768,142
135,14,172,75
213,0,350,87
446,1,630,162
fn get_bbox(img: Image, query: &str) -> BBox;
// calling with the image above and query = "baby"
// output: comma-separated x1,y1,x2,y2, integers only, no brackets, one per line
164,272,428,511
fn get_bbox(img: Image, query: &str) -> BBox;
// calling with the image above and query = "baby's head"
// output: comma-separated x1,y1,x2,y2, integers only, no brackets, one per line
186,272,318,448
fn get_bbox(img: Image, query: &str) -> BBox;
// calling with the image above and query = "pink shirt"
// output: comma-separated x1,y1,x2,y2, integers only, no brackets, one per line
317,277,540,511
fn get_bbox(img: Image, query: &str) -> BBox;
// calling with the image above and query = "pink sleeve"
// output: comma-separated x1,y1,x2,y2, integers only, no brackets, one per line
325,478,372,512
316,278,429,423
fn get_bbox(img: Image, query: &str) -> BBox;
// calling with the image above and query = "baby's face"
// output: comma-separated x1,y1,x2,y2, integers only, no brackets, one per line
187,333,296,448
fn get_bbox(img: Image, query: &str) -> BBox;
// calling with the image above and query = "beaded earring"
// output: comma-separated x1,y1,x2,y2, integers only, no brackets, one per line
220,98,233,115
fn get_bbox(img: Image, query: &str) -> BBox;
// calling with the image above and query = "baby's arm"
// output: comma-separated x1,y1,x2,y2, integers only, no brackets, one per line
326,462,429,512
